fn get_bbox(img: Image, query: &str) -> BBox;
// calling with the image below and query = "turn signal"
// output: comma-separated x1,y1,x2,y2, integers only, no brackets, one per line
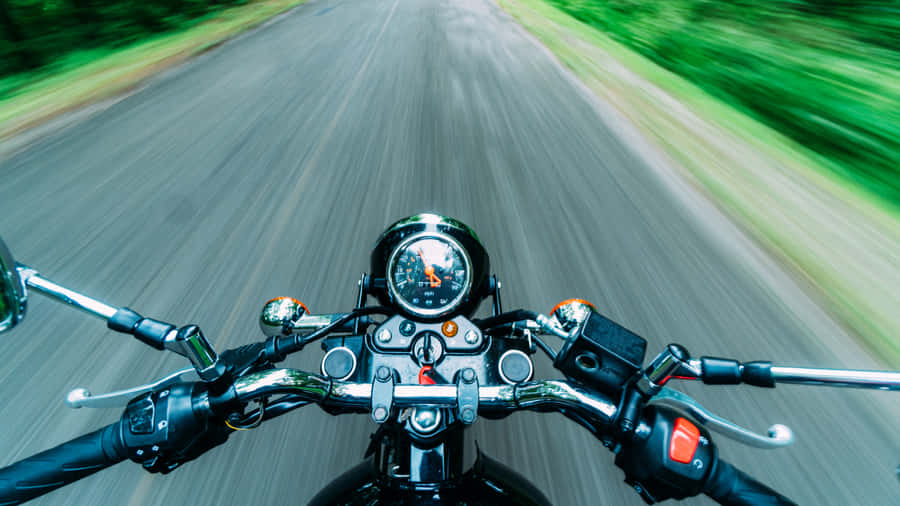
549,298,597,331
259,297,308,336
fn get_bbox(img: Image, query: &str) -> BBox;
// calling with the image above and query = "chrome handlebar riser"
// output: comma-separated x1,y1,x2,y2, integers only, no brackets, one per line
637,345,702,396
166,326,221,381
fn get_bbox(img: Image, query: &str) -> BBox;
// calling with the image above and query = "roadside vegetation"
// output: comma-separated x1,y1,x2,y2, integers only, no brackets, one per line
0,0,306,139
500,0,900,365
540,0,900,210
1,1,256,82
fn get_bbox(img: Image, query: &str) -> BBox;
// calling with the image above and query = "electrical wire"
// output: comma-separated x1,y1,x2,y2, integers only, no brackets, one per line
532,334,558,361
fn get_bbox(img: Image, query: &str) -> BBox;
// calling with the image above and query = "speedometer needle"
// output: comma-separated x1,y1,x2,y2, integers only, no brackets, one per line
418,248,442,288
424,265,442,288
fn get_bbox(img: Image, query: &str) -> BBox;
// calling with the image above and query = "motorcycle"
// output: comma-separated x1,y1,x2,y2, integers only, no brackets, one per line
0,213,897,505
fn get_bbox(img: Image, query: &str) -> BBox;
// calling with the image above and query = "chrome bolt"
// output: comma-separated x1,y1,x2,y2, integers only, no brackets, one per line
373,405,388,422
460,407,475,423
157,420,168,430
464,330,478,344
376,366,391,382
461,368,476,383
377,328,392,343
411,408,440,433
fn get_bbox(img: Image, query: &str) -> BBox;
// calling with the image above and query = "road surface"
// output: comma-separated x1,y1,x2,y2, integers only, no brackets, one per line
0,0,897,504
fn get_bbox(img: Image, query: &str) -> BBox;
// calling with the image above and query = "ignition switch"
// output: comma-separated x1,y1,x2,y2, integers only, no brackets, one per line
412,331,444,365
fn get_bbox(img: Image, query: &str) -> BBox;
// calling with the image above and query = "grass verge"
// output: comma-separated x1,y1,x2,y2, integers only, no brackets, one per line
0,0,308,142
499,0,900,366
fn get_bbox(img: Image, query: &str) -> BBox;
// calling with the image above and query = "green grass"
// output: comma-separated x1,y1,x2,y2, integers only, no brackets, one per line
0,0,308,140
500,0,900,366
540,0,900,212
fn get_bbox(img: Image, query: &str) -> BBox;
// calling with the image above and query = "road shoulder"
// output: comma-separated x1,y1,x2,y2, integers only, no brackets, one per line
0,0,309,159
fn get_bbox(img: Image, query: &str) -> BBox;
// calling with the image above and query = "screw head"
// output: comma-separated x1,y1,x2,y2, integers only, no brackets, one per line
373,406,388,422
460,407,476,423
464,330,479,344
376,366,391,381
377,328,392,343
461,368,476,383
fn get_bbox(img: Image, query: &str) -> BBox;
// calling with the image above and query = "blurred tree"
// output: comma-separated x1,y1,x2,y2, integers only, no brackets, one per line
0,0,41,70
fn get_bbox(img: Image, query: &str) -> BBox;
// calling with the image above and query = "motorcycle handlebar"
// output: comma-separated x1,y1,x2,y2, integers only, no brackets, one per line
703,459,797,506
0,422,126,505
225,368,619,425
0,368,797,506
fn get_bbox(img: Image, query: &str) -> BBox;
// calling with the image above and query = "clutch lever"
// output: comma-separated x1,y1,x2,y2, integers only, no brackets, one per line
649,386,794,449
66,367,198,409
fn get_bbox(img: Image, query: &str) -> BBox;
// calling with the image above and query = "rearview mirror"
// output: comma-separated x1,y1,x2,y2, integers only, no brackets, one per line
0,237,27,332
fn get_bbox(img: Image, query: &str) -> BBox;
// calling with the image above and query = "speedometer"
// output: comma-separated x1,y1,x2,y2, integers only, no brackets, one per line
387,234,472,318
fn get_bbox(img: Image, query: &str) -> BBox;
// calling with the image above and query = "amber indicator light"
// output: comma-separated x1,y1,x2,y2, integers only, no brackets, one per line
441,320,458,337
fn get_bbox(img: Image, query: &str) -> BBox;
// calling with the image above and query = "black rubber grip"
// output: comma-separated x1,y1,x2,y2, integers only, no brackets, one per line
703,459,797,506
0,422,126,505
741,361,775,388
107,307,172,350
701,357,742,384
107,307,142,333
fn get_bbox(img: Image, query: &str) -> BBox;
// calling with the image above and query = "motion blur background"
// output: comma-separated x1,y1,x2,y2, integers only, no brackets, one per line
1,0,898,504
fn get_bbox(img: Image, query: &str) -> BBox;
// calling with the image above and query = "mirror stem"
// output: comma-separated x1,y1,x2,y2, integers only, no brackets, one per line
16,264,117,320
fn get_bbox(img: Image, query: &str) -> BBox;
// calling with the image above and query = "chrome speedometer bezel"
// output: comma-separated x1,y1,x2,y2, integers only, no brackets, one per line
386,232,473,319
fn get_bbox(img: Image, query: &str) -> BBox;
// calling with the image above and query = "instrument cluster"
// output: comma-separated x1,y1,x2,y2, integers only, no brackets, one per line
387,233,472,319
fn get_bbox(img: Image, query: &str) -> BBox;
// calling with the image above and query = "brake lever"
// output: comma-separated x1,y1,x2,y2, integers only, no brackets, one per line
66,367,199,409
649,387,793,449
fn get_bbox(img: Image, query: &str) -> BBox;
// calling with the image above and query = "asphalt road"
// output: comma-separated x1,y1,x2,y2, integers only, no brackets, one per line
0,0,898,504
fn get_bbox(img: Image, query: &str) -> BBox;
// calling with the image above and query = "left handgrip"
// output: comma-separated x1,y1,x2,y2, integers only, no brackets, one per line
0,422,126,505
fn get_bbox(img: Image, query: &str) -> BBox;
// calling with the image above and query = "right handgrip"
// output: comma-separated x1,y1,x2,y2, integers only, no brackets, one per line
703,458,797,506
0,422,126,505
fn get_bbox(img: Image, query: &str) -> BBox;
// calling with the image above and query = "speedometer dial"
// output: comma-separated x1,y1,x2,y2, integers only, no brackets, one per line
388,234,472,318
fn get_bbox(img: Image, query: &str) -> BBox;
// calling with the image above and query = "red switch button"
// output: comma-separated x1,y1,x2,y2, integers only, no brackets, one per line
669,417,700,464
418,366,437,385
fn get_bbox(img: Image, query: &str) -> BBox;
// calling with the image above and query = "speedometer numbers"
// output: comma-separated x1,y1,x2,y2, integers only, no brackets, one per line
388,235,471,318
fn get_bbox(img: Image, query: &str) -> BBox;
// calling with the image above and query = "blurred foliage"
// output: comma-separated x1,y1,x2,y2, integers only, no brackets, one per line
0,1,249,76
544,0,900,206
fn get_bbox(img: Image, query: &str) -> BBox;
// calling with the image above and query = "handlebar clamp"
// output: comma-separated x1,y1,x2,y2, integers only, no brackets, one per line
456,368,478,424
372,367,394,423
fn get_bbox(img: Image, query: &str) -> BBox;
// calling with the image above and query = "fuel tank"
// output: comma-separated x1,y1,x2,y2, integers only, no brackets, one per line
309,449,551,505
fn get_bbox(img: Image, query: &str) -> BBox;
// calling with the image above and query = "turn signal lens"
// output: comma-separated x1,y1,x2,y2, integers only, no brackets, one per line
549,298,597,331
259,297,308,336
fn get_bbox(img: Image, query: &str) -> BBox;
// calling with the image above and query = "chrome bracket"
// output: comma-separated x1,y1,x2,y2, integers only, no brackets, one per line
650,387,793,449
66,367,198,409
456,368,478,424
371,366,394,423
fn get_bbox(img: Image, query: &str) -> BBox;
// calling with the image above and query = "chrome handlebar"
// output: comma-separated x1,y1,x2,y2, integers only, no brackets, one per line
222,368,794,450
226,368,620,426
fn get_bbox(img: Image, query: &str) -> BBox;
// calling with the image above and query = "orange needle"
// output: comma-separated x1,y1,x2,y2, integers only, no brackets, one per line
418,249,442,288
424,265,442,288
